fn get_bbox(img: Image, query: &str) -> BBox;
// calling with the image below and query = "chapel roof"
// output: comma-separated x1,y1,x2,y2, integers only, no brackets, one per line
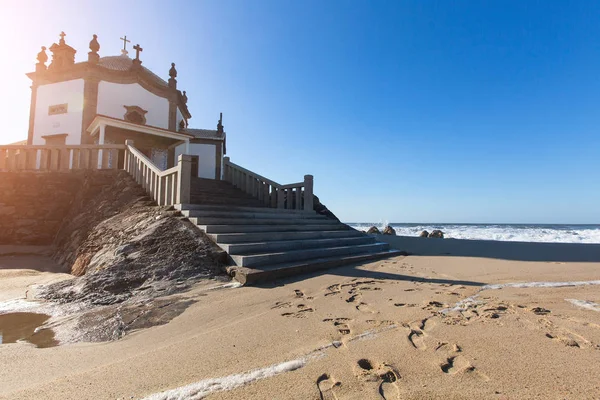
96,55,168,85
182,129,225,140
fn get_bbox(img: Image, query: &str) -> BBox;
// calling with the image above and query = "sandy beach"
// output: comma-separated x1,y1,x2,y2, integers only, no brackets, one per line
1,243,599,400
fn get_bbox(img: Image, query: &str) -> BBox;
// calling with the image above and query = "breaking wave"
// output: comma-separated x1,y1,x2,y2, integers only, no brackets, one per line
348,223,600,244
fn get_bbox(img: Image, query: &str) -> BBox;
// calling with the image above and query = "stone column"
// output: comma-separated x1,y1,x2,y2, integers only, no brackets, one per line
303,175,314,212
176,154,192,205
81,77,99,144
27,83,38,145
97,124,106,169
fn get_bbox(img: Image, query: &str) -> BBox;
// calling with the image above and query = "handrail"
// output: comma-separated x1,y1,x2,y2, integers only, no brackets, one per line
125,144,165,176
223,156,313,212
224,159,282,188
123,140,191,206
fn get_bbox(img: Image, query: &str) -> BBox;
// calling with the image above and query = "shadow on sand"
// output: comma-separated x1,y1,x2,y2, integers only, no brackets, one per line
255,260,485,289
377,235,600,263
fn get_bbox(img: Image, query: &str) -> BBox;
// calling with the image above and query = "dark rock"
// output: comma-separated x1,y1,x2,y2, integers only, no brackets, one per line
428,230,444,239
313,195,339,221
382,225,396,235
419,230,429,238
366,226,381,234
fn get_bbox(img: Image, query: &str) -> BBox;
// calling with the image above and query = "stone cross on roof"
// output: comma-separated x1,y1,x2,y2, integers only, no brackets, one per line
120,35,131,55
133,44,143,60
132,44,143,67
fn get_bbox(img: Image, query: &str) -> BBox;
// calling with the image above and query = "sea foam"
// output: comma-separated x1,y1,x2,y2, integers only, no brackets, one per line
143,359,306,400
349,223,600,244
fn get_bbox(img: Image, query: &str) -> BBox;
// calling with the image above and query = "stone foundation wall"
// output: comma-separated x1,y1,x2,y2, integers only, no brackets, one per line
0,171,119,245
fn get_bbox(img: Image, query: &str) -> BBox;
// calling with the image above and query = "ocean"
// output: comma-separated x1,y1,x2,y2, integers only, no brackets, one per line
347,223,600,244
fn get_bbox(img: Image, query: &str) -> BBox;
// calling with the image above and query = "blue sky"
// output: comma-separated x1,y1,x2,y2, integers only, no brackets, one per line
2,0,600,223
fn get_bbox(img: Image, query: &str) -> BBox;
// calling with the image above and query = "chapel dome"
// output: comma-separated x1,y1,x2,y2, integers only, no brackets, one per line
97,55,168,85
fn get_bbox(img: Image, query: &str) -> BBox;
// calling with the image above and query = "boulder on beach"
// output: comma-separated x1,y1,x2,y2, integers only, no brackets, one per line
419,230,429,238
382,225,396,235
428,229,444,238
366,226,381,234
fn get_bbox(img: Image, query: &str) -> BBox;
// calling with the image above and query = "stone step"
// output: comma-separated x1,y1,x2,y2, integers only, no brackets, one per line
190,187,256,195
189,197,267,207
228,250,404,285
231,242,389,268
181,209,325,220
199,223,351,234
209,229,363,244
188,216,339,226
176,204,317,215
222,236,376,255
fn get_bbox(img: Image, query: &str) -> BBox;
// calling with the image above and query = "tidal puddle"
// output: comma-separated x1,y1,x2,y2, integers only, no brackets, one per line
0,312,58,348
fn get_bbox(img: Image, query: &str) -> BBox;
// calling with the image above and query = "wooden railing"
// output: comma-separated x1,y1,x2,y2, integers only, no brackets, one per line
123,140,191,206
223,157,313,211
0,144,126,171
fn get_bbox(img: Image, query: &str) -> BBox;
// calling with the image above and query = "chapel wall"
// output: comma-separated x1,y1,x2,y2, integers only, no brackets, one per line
174,143,217,179
33,79,85,145
97,82,170,129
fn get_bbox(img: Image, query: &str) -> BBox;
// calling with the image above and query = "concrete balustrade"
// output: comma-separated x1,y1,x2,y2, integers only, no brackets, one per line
0,144,125,171
223,157,314,212
123,140,191,206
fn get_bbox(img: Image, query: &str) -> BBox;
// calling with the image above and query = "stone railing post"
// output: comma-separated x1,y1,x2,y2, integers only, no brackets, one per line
303,174,314,212
176,154,192,205
124,140,134,172
223,156,230,182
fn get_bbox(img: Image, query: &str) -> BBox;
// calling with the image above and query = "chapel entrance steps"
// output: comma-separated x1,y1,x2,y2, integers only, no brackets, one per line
176,202,402,285
189,177,267,208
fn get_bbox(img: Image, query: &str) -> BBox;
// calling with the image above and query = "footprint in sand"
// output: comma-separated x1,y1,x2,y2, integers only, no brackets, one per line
379,367,401,400
531,307,551,316
394,303,418,308
357,302,378,313
356,359,402,399
408,329,426,350
440,355,472,374
407,318,434,350
317,373,341,400
346,294,360,303
294,289,304,298
271,301,292,309
325,284,341,297
281,304,314,318
423,301,447,311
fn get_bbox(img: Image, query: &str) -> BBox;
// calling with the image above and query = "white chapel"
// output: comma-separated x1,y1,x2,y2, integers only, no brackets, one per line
26,32,226,179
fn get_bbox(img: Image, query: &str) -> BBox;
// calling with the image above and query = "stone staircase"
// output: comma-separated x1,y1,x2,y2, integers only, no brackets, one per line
178,178,401,285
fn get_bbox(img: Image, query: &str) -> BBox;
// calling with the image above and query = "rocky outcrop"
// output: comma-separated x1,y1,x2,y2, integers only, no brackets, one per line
313,195,339,221
428,230,444,238
419,230,429,238
382,225,396,235
41,171,226,306
367,226,381,234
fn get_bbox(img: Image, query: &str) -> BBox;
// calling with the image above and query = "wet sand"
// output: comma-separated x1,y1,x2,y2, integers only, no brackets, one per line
1,252,599,399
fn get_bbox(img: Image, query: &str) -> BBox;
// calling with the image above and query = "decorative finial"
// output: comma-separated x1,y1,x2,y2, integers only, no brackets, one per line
89,34,100,53
59,31,66,45
217,113,224,134
36,46,48,72
168,63,177,89
182,91,188,104
120,35,131,56
88,34,100,63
